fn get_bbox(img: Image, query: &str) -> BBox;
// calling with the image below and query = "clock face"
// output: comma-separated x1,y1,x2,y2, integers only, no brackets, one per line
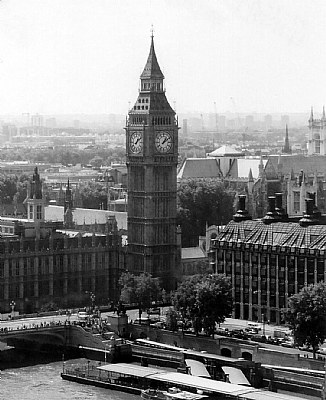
155,131,173,153
129,131,143,154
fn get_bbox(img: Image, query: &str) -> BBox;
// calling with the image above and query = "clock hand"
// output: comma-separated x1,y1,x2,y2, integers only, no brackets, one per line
162,137,168,144
135,138,140,145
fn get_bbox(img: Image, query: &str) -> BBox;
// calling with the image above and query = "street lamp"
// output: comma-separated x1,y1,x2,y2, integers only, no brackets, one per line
262,313,266,336
10,301,16,320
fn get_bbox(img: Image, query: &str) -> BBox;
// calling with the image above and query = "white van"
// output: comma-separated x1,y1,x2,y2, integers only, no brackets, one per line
77,311,88,321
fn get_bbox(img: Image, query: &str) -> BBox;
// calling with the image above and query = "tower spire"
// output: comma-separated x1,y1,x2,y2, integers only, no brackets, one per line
309,106,314,122
140,31,164,81
282,124,291,154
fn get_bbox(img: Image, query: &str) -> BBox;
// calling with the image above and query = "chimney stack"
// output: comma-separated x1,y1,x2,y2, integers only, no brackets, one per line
233,195,252,222
275,192,288,220
263,196,278,224
299,198,320,227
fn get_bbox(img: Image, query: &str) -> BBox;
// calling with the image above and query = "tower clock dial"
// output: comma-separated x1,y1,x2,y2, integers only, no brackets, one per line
155,131,172,153
129,131,143,154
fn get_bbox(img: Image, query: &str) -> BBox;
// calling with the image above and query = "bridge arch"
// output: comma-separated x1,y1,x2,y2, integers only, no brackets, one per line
241,351,253,361
220,347,232,357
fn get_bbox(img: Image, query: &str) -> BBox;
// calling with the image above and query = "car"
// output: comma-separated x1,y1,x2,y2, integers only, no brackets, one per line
133,317,150,325
77,311,88,321
245,327,259,335
230,329,249,340
281,340,295,348
247,322,262,331
215,327,230,337
147,307,161,315
250,334,267,343
151,321,165,329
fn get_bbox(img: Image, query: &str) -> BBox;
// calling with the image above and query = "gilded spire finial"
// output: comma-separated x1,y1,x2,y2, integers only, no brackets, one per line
151,25,154,38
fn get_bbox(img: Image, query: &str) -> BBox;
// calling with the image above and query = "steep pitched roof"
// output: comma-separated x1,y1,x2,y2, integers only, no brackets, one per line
140,35,164,80
45,205,127,230
237,158,267,179
208,145,243,157
182,247,207,260
177,158,222,180
269,154,326,176
217,219,326,249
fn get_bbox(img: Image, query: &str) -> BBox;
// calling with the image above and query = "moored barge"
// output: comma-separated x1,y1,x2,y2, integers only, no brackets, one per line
61,362,305,400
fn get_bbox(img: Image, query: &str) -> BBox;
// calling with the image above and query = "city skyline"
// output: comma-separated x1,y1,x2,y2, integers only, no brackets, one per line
0,0,326,115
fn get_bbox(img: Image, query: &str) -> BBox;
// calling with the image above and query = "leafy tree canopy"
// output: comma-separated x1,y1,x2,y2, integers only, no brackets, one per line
78,181,118,209
0,173,29,204
165,307,178,332
284,282,326,358
119,272,163,312
177,179,234,247
172,274,233,336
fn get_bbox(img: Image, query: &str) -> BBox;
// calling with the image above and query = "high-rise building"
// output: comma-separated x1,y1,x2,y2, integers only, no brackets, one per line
45,117,57,128
182,119,188,136
2,124,17,141
245,115,254,128
280,114,290,128
125,35,179,290
31,114,44,127
264,114,272,130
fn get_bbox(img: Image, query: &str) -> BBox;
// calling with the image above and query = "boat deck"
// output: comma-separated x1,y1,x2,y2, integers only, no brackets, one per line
62,362,306,400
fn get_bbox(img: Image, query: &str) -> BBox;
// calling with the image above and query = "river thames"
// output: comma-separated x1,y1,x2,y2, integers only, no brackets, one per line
0,359,136,400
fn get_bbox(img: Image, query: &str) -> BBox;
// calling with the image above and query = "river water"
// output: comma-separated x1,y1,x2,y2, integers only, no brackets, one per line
0,359,136,400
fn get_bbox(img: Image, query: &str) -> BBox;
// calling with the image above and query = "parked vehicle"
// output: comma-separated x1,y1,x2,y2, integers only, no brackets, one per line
230,329,248,340
147,307,160,315
77,311,88,322
250,334,267,343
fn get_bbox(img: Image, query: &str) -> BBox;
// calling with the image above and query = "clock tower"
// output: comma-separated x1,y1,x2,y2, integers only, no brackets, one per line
126,34,179,290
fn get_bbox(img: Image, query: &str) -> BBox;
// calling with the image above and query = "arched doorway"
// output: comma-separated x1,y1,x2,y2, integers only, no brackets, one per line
241,352,252,361
221,348,232,357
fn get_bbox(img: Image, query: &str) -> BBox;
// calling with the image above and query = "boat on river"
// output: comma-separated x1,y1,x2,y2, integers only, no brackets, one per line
141,387,207,400
61,362,306,400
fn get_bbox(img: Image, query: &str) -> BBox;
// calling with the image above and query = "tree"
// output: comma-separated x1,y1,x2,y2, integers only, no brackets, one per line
172,274,202,331
177,179,234,247
165,307,178,332
119,272,163,320
196,274,233,336
284,282,326,359
173,274,233,336
78,181,110,209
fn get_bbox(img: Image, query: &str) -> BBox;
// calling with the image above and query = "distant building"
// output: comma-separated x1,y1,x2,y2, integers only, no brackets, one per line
218,115,226,131
280,114,290,128
308,107,326,155
31,114,43,127
264,114,273,130
2,124,18,141
245,115,254,128
182,119,188,136
45,117,57,128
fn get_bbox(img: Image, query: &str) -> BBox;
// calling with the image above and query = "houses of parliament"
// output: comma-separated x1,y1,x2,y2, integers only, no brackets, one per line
2,34,326,325
0,35,180,314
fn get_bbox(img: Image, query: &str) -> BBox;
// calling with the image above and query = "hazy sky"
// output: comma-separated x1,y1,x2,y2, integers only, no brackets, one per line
0,0,325,116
